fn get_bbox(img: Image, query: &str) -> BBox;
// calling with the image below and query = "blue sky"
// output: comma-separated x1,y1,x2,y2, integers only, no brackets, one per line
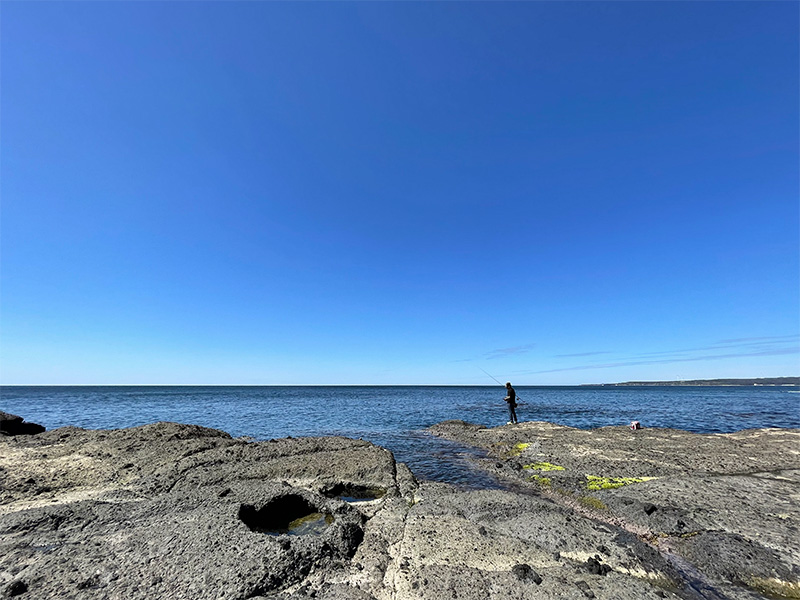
2,1,798,385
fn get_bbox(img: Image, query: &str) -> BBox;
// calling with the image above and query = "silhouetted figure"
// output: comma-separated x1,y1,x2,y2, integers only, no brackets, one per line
504,382,518,424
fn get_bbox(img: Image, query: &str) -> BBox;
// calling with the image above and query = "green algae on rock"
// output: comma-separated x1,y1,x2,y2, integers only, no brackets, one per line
429,419,800,600
578,495,608,511
527,474,552,486
585,475,657,490
506,442,531,457
523,462,565,471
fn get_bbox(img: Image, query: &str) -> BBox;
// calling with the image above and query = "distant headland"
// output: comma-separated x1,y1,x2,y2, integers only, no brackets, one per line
588,377,799,387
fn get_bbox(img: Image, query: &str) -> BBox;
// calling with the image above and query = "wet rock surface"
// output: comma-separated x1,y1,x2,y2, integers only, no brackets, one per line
1,418,798,599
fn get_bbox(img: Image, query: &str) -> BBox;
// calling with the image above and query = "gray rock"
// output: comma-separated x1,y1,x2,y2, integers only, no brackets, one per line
0,423,403,600
575,580,595,598
4,580,27,598
511,563,542,585
585,556,611,576
3,418,798,600
430,419,800,600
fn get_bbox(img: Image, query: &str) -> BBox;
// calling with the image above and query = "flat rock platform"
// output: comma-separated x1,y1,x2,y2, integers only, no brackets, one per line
1,419,798,600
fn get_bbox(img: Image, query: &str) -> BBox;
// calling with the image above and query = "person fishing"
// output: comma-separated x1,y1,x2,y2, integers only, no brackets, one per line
504,382,518,424
480,369,522,425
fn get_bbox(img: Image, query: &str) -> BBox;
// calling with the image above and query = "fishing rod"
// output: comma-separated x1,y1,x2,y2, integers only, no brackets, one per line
479,368,523,402
479,367,504,387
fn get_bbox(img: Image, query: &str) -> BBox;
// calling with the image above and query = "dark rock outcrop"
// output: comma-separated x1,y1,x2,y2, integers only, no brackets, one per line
512,563,543,584
0,412,45,436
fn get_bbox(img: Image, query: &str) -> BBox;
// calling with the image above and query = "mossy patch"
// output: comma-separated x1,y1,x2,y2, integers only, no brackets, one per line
585,475,657,491
527,474,552,486
523,462,565,471
553,487,575,499
507,443,531,457
578,496,607,511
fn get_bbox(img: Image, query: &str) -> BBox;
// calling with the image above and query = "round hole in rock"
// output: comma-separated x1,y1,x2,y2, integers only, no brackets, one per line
239,495,333,536
323,483,385,503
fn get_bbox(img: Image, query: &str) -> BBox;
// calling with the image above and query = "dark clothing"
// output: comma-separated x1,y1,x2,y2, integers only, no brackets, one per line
507,403,517,424
505,386,517,423
506,387,516,406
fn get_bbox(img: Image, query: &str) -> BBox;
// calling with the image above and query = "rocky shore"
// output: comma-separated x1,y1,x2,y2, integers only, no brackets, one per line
1,417,798,600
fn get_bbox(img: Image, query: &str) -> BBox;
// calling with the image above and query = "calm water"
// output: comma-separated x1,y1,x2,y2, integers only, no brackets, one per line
2,386,798,487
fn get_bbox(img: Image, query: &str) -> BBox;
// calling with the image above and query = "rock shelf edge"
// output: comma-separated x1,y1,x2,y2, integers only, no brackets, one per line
1,419,798,600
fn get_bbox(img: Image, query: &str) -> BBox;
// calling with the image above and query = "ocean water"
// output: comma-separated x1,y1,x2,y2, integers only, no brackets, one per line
2,386,798,487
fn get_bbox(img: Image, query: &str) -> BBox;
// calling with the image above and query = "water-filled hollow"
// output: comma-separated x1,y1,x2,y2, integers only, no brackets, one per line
239,495,333,536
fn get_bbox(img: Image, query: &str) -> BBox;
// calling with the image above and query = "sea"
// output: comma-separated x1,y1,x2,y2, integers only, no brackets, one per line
2,385,798,488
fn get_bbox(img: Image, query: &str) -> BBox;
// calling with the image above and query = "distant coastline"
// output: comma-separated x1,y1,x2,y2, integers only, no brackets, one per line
588,376,799,387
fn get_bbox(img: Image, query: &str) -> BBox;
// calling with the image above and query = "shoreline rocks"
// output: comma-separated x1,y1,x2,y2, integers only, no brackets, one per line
0,422,413,600
1,418,798,599
0,412,45,437
429,419,800,600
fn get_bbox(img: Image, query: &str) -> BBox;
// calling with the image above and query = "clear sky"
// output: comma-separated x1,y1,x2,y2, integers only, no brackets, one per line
1,1,798,385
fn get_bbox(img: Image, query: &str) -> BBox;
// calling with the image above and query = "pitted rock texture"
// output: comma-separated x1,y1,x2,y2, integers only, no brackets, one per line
3,418,798,600
0,423,407,600
430,419,800,600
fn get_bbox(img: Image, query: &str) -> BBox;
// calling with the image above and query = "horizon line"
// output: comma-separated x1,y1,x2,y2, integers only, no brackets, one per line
1,377,798,388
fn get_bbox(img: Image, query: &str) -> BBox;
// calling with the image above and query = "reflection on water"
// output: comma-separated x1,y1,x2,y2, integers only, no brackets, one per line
281,512,334,536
